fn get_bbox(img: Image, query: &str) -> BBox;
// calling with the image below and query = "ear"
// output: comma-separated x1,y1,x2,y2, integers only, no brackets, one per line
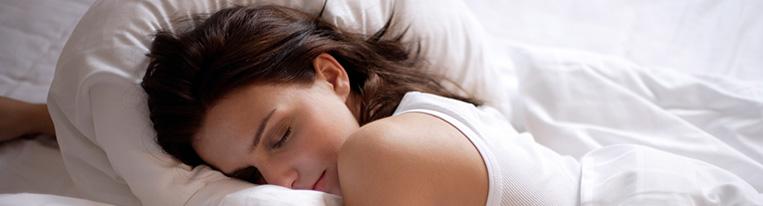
313,53,351,101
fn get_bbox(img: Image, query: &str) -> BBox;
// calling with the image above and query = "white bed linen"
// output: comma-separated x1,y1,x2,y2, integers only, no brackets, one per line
508,44,763,176
582,145,761,205
1,0,762,205
0,0,95,199
0,0,95,103
0,193,110,206
503,44,763,204
463,0,763,132
465,0,763,82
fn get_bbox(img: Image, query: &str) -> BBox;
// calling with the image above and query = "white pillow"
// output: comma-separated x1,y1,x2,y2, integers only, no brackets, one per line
49,0,506,205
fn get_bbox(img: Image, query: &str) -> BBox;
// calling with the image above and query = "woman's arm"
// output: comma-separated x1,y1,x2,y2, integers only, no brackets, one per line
338,112,488,206
0,97,55,141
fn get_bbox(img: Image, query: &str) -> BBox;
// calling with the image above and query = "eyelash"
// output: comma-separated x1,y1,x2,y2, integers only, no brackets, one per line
272,127,291,149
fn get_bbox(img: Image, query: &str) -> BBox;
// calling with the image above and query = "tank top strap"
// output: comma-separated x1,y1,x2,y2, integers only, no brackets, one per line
391,91,581,206
392,91,503,206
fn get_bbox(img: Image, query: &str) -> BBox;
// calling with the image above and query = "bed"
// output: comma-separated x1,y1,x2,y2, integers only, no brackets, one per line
1,0,761,205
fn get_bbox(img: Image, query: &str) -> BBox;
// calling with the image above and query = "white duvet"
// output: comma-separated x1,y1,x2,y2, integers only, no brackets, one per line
503,44,763,205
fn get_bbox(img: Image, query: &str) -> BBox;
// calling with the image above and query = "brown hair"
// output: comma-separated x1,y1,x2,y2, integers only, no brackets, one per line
141,5,480,172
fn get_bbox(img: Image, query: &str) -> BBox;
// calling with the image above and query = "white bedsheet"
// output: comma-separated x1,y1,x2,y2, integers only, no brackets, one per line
466,0,763,82
0,0,95,200
0,0,95,103
1,0,762,205
0,193,110,206
504,44,763,204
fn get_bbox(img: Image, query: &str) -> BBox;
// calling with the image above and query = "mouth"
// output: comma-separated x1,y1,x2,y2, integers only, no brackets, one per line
312,170,327,192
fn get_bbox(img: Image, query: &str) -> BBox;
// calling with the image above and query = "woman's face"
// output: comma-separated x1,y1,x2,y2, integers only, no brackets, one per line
193,54,359,195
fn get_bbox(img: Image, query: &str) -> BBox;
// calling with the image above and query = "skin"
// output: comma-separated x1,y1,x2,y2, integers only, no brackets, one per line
0,97,55,142
194,54,360,195
190,53,489,205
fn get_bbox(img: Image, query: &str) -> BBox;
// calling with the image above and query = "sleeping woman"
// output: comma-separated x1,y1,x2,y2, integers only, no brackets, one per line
1,5,580,205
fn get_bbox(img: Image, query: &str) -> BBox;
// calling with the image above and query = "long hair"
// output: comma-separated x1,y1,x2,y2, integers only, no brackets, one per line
141,5,480,169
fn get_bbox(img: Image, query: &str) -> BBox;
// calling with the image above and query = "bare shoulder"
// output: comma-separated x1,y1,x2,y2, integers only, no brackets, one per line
338,112,488,206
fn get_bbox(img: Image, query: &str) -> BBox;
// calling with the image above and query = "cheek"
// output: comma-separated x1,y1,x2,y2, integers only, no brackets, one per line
289,93,359,162
271,131,336,171
296,114,355,158
312,115,356,150
297,122,344,156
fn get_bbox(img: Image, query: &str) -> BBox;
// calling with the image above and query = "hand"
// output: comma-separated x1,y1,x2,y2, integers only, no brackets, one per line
0,97,49,142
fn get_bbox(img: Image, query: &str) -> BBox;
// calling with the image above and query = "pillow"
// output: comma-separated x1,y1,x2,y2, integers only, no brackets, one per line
48,0,507,205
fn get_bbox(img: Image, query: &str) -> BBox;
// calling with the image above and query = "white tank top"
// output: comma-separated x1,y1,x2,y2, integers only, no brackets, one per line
392,92,581,206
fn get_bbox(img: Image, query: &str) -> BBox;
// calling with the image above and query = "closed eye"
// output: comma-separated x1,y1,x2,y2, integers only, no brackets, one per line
273,127,291,149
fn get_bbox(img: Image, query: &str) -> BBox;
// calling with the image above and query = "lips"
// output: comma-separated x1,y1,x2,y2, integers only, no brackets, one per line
312,170,327,192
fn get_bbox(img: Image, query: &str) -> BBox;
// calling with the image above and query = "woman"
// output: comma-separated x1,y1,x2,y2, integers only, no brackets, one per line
3,5,580,205
142,4,580,205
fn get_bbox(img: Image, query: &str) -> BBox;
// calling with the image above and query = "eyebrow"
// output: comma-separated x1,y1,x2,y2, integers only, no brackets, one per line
228,108,276,175
251,108,277,151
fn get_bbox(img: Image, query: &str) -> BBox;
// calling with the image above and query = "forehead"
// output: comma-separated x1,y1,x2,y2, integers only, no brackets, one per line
202,84,284,133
